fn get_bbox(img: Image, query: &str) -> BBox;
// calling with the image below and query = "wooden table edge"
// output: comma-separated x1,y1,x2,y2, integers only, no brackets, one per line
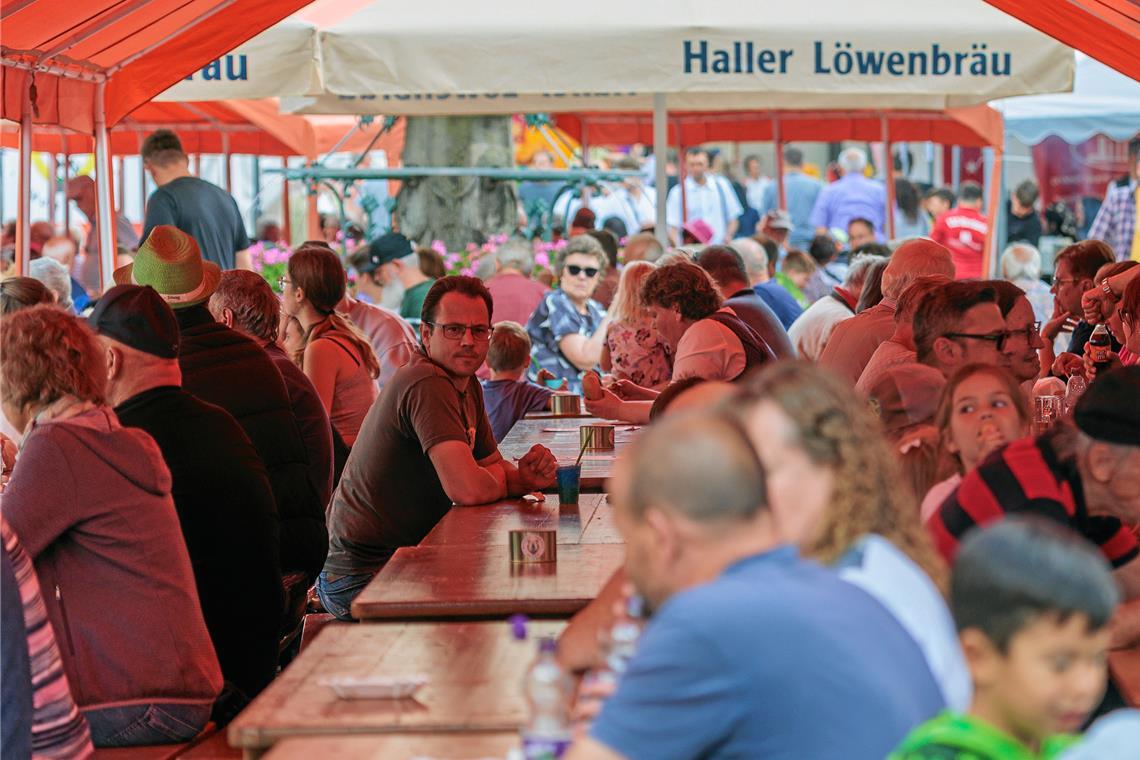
351,597,593,621
230,721,520,756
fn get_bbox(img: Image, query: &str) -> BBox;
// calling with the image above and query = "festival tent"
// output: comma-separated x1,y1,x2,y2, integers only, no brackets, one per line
982,0,1140,81
1,0,311,282
994,56,1140,146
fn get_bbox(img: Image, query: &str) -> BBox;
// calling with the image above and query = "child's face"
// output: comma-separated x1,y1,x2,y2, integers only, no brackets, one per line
966,613,1109,746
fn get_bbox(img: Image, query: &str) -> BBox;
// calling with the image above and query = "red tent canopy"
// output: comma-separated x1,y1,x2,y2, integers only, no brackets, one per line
0,0,311,133
1,101,406,159
554,106,1004,149
983,1,1139,80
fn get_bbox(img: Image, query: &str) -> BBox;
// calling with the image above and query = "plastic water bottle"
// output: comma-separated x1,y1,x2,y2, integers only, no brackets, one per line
603,594,645,679
1064,374,1087,416
520,637,573,760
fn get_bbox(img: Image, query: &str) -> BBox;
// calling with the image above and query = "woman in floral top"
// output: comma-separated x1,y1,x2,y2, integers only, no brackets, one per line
602,261,672,390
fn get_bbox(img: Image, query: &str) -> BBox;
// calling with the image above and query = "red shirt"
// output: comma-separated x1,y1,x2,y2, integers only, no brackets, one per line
927,432,1139,569
930,206,988,279
486,271,550,327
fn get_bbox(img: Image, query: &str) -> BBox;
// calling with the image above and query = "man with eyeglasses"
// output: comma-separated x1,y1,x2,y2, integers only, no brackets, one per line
911,282,1006,379
989,280,1047,386
318,276,558,621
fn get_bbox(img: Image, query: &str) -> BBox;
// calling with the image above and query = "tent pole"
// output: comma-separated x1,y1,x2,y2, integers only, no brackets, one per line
138,141,147,217
677,118,686,236
983,147,1002,279
115,156,126,212
61,142,71,233
951,146,961,189
653,93,668,245
17,75,34,275
580,121,590,209
47,153,58,225
252,156,262,228
94,80,117,291
281,159,292,246
773,115,786,211
881,114,896,240
223,133,232,194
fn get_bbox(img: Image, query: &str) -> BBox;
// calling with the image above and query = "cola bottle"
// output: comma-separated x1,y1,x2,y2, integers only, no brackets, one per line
1088,324,1112,374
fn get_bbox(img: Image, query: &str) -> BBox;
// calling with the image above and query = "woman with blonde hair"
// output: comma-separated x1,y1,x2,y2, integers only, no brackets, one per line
600,261,672,390
282,245,379,454
736,362,969,711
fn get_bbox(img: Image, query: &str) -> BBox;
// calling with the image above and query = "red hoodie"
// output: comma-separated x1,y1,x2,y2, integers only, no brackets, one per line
3,408,222,710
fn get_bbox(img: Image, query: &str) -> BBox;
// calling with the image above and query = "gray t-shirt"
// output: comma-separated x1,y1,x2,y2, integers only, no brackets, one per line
322,352,497,575
143,177,250,270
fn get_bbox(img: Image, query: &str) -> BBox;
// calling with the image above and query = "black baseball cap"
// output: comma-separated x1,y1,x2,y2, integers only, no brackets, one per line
1074,366,1140,446
88,284,180,359
353,232,412,273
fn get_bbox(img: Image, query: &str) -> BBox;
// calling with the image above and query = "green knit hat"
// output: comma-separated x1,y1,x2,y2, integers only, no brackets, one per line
114,225,220,309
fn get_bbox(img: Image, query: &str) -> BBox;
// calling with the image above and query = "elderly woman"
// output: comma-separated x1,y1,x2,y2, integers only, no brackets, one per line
525,235,612,392
586,261,773,423
0,306,221,747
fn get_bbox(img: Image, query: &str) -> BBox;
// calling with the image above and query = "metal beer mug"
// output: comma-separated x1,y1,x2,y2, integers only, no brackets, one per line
550,394,582,416
580,424,615,451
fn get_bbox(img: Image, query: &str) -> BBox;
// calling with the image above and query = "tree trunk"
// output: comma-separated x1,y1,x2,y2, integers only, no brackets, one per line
395,116,517,251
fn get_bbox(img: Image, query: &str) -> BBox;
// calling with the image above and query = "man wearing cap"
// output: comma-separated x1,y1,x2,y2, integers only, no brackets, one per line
929,367,1140,639
759,210,793,263
343,236,420,387
66,175,140,293
140,129,251,272
90,284,284,702
119,225,328,584
666,148,743,245
351,232,435,321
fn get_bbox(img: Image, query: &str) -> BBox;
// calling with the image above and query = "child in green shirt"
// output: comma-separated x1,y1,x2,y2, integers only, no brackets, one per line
891,518,1120,760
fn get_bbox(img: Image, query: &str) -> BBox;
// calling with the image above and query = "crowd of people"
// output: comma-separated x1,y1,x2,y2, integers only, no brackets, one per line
1,126,1139,759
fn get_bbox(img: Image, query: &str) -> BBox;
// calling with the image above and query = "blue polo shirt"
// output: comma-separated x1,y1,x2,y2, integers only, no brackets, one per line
753,281,803,329
590,546,945,760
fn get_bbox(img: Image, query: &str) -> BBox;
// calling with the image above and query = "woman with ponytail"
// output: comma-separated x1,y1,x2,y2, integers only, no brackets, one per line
282,245,379,455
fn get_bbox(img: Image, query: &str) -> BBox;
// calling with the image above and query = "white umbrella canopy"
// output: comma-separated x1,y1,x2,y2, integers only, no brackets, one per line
283,0,1073,115
157,0,1074,113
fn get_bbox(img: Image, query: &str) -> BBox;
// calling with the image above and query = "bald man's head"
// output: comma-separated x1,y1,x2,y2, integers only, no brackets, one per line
881,239,956,300
618,410,766,526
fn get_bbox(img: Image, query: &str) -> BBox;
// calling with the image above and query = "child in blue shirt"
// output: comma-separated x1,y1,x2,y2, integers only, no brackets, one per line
481,321,558,442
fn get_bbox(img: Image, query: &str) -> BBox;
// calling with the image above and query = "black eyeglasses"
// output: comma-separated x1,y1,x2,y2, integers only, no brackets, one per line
565,265,599,278
944,331,1010,351
1002,322,1043,345
425,322,493,341
277,275,291,290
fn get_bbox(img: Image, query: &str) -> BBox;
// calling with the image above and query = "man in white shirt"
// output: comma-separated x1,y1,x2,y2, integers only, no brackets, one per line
743,154,772,213
667,148,743,245
608,157,657,236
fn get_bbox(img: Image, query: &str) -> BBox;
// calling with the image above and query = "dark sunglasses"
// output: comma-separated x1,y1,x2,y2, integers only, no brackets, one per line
565,265,599,278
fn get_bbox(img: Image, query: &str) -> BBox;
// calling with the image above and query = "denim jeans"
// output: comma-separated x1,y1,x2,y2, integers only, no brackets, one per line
315,571,375,621
84,701,212,747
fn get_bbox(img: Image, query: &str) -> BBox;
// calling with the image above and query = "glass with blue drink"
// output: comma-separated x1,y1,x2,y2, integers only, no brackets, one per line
556,464,581,505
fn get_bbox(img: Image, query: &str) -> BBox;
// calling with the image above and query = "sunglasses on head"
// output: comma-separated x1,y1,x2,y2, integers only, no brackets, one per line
565,265,599,278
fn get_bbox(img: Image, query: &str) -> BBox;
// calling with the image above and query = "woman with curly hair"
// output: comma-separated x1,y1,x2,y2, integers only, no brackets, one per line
736,362,969,711
586,261,772,423
600,261,672,391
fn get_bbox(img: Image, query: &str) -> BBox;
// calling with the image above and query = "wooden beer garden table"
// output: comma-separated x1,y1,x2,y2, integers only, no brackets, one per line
497,417,638,491
263,732,518,759
228,621,563,759
419,493,616,548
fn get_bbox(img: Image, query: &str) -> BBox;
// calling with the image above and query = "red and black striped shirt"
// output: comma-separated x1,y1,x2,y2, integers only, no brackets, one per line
928,432,1139,569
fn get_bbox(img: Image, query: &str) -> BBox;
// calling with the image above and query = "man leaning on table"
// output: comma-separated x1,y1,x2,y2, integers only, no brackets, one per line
317,276,558,620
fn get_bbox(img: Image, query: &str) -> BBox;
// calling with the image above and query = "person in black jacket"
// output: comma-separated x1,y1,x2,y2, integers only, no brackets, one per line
91,284,284,701
115,226,328,582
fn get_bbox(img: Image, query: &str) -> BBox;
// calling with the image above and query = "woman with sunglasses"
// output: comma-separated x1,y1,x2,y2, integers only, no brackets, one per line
525,235,611,393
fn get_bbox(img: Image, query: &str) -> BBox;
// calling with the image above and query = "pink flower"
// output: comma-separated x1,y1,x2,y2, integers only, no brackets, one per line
535,251,550,267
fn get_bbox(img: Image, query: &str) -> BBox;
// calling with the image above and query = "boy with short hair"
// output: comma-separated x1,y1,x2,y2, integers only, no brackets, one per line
482,321,556,442
776,249,816,308
891,518,1120,760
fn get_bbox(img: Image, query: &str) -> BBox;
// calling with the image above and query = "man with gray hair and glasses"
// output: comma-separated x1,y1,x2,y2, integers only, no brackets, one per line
486,238,549,326
810,147,887,241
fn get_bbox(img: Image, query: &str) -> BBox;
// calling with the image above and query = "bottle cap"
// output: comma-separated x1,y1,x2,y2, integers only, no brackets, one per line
509,614,528,641
539,636,558,654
